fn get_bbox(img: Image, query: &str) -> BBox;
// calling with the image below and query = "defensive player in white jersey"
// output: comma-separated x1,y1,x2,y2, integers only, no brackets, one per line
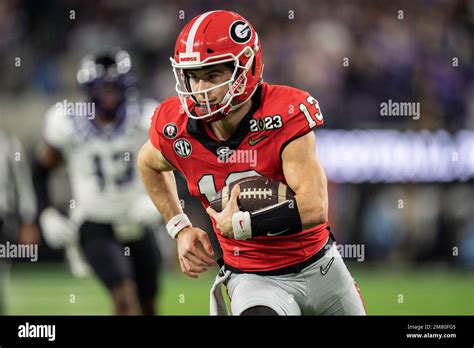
33,49,163,315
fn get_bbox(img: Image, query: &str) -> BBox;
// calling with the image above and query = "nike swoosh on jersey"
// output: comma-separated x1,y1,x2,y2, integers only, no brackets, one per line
266,228,290,236
248,135,268,146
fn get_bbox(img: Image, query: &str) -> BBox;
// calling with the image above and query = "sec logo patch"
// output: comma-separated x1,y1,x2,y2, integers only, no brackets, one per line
173,139,192,158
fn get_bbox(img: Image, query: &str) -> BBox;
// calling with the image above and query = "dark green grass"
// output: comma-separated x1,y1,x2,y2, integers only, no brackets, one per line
6,263,473,315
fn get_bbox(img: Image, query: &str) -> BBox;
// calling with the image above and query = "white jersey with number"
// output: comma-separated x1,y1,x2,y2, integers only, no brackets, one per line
43,98,158,225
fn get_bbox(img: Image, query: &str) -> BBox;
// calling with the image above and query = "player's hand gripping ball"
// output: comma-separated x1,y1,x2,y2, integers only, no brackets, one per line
206,176,295,238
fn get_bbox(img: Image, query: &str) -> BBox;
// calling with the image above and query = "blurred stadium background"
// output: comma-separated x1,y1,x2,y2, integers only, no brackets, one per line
0,0,473,315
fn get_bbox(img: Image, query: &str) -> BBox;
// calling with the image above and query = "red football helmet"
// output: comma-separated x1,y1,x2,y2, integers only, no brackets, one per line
170,10,263,122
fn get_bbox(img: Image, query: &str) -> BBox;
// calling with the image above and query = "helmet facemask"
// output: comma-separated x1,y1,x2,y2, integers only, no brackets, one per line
171,46,255,122
77,49,136,122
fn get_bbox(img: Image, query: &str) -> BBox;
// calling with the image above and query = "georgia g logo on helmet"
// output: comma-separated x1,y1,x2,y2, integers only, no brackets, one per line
229,20,252,44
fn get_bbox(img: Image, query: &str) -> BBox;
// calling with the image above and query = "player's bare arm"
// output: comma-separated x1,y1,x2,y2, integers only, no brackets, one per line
18,142,59,244
137,140,215,278
33,141,63,215
137,140,179,219
33,141,82,249
36,141,63,170
281,131,328,229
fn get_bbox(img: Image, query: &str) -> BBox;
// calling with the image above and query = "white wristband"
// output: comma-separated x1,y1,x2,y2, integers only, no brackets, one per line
166,213,192,239
231,211,252,240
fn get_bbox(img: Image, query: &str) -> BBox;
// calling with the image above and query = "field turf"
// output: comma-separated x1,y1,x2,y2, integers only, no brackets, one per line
6,263,473,315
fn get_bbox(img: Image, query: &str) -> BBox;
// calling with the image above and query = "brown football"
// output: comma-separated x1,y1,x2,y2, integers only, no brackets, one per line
209,176,295,213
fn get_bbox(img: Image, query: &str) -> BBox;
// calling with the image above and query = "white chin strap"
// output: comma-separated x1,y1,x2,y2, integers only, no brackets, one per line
220,91,233,108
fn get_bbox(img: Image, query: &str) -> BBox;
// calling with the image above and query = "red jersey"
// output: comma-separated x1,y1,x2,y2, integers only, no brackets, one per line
149,82,329,272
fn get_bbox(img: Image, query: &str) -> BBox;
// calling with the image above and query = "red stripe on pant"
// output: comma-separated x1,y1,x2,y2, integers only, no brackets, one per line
354,280,367,314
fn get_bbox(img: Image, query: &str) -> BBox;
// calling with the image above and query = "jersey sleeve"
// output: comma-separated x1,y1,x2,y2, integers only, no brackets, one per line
280,90,324,147
147,100,183,171
139,98,160,132
43,105,74,152
148,104,163,152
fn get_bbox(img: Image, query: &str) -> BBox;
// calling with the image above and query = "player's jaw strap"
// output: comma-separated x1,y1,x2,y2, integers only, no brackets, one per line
231,199,302,240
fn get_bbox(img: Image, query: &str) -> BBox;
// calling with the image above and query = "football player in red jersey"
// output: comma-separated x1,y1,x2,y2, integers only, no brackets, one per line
138,10,366,315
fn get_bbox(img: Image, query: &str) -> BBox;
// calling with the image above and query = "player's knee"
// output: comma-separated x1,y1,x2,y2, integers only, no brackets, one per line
241,306,278,316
